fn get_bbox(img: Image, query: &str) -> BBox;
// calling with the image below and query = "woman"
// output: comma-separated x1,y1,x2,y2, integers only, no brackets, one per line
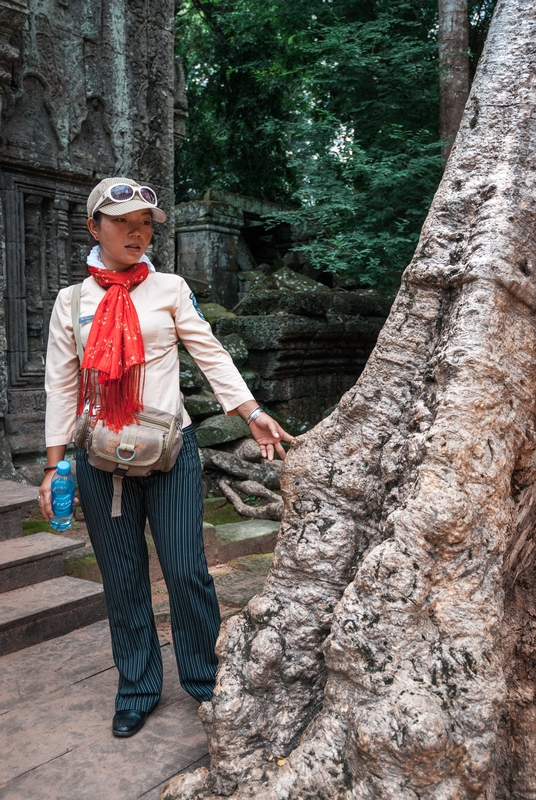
39,177,292,737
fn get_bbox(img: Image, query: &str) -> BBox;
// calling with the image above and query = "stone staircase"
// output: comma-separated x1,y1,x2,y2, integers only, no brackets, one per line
0,479,107,656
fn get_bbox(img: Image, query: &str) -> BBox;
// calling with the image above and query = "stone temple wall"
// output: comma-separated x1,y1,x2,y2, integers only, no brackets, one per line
0,0,185,476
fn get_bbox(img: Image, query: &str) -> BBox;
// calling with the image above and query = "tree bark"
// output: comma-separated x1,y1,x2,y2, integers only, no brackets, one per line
439,0,469,160
163,1,536,797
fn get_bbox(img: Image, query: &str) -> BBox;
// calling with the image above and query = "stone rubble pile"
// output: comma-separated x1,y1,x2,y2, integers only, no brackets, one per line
179,320,282,520
175,189,392,517
180,283,390,521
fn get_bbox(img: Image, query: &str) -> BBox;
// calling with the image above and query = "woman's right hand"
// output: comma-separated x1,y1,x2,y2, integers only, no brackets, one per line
38,472,54,523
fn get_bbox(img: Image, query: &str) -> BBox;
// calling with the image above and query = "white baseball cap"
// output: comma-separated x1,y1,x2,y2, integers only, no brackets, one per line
87,177,167,223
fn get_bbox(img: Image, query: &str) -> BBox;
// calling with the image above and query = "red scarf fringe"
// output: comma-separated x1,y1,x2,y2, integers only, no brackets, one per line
77,262,149,432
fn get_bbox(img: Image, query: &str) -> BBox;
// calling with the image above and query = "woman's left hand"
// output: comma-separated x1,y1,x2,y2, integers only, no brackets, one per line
249,412,294,461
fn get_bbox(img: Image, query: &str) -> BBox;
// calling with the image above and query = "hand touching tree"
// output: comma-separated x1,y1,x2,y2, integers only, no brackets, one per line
236,401,295,461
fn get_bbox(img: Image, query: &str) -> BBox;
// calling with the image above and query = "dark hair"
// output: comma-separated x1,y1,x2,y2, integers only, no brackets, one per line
87,210,102,259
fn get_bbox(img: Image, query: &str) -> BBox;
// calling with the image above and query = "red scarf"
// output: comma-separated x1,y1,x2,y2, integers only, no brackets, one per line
78,262,149,432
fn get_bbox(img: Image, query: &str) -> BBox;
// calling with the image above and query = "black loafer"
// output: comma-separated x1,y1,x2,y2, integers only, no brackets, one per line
112,709,149,738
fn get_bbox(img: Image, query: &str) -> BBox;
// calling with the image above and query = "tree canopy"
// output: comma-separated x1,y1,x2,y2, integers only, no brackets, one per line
175,0,495,290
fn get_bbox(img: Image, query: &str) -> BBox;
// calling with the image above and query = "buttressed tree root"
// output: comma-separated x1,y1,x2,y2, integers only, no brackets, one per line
163,1,536,797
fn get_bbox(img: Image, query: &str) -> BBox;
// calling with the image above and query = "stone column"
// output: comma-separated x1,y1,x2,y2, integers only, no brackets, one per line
0,0,28,478
175,201,244,308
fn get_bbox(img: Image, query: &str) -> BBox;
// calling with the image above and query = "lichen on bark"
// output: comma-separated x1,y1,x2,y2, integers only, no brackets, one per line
163,0,536,796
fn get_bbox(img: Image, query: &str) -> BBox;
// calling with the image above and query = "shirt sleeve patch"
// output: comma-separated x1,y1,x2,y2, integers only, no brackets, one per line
189,292,205,320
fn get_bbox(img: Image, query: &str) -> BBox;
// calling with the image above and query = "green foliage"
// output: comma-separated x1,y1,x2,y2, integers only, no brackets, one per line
176,0,496,290
176,0,302,203
272,127,444,289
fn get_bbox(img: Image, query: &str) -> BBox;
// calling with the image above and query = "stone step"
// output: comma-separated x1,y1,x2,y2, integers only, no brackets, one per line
0,479,40,541
0,532,84,593
0,576,107,656
0,621,207,800
203,519,280,566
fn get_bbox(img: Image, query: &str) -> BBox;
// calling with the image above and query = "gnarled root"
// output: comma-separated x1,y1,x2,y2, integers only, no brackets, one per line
218,478,283,521
202,448,282,489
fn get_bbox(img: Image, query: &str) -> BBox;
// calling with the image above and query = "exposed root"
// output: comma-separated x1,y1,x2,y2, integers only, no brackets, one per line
231,439,263,463
202,448,282,489
218,478,283,521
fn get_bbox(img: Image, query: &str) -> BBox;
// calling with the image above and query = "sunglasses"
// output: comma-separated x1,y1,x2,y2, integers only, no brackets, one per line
93,183,158,215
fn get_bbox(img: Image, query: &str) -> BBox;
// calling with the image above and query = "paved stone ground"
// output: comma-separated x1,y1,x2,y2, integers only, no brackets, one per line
0,622,209,800
0,554,273,800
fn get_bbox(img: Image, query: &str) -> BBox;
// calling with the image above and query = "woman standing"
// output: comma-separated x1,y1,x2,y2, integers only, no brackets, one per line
38,177,292,737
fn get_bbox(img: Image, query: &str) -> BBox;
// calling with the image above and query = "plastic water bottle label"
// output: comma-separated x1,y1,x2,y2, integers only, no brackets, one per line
52,493,74,517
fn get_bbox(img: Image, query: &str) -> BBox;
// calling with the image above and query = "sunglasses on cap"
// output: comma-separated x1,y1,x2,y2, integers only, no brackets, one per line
92,183,158,215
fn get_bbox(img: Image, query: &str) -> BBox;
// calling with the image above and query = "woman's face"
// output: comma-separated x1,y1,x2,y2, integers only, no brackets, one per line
87,209,153,271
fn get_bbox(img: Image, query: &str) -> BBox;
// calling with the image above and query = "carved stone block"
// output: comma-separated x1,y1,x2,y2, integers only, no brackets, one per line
176,201,244,308
0,0,176,468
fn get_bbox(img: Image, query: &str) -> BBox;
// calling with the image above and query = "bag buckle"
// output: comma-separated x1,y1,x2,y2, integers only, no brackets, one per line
116,445,137,462
112,464,130,477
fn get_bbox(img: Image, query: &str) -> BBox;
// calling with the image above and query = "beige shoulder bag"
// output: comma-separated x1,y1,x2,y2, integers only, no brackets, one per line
71,283,184,517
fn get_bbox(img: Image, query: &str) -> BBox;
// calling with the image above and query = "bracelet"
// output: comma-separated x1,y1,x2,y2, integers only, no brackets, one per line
246,407,263,426
43,465,58,474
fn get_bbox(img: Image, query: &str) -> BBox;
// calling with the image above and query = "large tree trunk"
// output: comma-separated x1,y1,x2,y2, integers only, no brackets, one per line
163,1,536,797
439,0,469,160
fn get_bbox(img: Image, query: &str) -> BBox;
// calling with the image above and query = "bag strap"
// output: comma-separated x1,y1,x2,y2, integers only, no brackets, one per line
112,471,129,517
71,283,85,362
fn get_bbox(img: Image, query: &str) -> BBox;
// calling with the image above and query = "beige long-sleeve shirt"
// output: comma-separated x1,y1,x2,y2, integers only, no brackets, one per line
45,272,254,447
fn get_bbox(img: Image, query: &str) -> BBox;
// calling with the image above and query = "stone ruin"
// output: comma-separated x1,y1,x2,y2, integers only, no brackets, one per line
0,0,184,480
173,186,392,516
0,1,391,491
176,188,390,432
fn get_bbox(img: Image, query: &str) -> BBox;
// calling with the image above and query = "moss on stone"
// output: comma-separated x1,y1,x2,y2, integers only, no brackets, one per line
184,393,223,419
229,553,274,574
196,414,251,447
239,367,261,391
198,303,236,326
64,555,102,583
204,503,243,526
204,496,227,514
179,352,205,390
217,333,249,366
22,519,55,535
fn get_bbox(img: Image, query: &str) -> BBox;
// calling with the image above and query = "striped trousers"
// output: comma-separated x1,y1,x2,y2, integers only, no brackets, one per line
76,425,220,709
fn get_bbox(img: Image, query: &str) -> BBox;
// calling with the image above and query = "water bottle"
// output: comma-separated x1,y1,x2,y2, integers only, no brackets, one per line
50,460,75,531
